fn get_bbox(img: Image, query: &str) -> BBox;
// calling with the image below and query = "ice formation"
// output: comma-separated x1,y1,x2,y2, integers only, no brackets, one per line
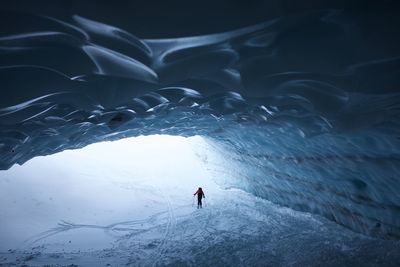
1,7,400,244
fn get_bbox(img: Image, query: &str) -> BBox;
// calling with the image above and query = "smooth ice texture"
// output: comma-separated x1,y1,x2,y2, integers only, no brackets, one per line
0,8,400,243
1,135,399,266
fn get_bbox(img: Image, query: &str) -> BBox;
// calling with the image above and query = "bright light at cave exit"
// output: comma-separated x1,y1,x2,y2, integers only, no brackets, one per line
0,135,220,250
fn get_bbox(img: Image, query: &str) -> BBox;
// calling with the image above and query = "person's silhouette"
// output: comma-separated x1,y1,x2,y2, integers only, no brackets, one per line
193,187,205,208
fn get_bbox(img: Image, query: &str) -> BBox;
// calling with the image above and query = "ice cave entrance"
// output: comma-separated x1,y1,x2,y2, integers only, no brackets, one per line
0,135,221,250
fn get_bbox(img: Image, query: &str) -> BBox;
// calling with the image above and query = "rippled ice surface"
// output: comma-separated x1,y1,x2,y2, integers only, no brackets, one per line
0,136,399,266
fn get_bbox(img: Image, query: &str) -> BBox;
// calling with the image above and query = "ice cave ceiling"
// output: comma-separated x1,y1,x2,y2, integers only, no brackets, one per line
1,2,400,240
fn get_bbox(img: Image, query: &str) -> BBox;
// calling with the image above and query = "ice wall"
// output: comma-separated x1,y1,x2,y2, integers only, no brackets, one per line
196,128,400,239
1,8,400,239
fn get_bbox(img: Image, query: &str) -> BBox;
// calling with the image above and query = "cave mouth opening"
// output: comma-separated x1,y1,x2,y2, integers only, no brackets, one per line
0,134,226,251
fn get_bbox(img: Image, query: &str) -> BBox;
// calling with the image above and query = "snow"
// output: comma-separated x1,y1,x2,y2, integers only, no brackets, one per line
1,135,399,266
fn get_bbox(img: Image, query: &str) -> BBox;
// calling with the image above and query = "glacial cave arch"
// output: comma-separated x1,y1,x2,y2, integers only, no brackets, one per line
1,8,400,242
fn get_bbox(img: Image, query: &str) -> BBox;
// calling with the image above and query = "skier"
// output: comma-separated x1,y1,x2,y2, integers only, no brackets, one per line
193,187,205,208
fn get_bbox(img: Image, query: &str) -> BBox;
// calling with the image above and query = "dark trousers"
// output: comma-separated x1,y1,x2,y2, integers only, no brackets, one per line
197,196,202,208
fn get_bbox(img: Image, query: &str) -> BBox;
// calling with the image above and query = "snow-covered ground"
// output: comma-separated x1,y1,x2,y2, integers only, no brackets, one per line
0,136,399,266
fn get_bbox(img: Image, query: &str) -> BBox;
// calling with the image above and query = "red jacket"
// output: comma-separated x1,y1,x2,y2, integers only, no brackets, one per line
194,189,205,198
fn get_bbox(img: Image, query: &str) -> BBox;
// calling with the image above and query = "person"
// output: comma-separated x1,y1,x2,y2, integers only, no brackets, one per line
193,187,205,208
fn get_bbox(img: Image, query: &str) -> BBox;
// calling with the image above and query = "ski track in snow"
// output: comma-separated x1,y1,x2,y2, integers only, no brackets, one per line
149,188,176,267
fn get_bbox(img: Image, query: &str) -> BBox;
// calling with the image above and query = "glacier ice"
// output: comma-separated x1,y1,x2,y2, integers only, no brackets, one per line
1,5,400,264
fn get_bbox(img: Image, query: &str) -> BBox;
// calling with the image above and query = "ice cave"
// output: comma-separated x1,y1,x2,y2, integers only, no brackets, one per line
1,0,400,266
